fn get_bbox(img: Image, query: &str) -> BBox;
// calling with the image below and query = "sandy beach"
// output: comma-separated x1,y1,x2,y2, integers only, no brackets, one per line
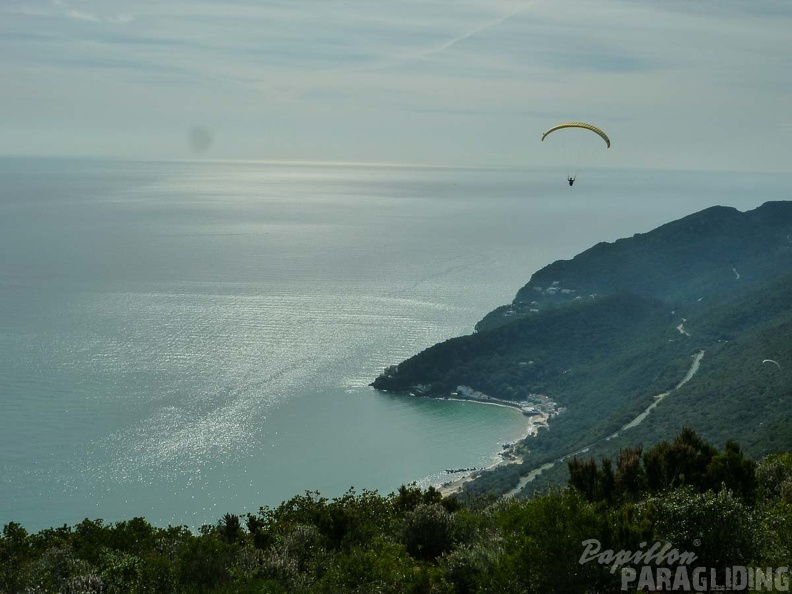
438,406,550,496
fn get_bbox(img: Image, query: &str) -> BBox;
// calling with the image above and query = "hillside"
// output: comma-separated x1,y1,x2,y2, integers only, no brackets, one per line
4,434,791,594
477,201,792,332
371,202,792,497
497,274,792,499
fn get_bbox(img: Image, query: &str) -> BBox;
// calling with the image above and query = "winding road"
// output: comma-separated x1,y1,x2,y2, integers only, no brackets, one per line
505,350,705,497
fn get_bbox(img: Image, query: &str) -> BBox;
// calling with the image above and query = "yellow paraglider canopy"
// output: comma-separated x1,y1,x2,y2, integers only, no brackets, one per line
541,122,611,148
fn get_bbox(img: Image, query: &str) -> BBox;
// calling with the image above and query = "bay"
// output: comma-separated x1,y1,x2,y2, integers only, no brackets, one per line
0,158,786,530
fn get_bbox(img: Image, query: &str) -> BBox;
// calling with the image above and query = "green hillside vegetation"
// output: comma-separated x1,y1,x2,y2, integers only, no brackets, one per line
373,293,690,401
373,293,697,491
477,201,792,332
3,431,791,593
373,203,792,498
467,273,792,499
635,275,792,457
516,202,792,305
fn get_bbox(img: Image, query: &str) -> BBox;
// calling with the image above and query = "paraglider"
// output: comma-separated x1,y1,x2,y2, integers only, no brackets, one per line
542,122,610,186
763,359,782,370
542,122,611,147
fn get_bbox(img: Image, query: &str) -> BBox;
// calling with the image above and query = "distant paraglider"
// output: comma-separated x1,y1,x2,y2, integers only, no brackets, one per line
762,359,782,370
542,122,610,186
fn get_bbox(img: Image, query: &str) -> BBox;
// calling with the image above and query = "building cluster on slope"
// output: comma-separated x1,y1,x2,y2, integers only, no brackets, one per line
454,385,562,418
502,281,600,321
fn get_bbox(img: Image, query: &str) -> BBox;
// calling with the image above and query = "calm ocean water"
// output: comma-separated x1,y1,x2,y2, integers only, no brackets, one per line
0,158,787,530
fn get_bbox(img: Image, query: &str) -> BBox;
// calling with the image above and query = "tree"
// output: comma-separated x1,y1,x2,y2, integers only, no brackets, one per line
706,440,757,503
756,453,792,506
219,513,242,543
401,503,456,561
615,446,646,502
644,428,717,493
648,488,760,569
489,490,607,593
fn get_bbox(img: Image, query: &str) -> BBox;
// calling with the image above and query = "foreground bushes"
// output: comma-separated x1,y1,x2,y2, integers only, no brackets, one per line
2,430,792,593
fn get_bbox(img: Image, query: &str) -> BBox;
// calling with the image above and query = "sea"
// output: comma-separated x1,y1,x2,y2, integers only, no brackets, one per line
0,157,788,531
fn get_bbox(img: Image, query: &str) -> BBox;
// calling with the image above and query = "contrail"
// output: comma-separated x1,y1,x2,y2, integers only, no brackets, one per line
422,2,538,58
282,2,542,99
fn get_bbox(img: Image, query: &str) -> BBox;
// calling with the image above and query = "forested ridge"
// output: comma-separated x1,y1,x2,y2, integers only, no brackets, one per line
2,431,791,593
372,202,792,497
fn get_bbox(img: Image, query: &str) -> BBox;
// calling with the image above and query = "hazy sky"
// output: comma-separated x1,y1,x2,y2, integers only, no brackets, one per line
2,0,791,171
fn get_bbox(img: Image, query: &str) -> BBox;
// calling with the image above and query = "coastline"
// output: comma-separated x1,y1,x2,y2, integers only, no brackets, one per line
436,404,550,497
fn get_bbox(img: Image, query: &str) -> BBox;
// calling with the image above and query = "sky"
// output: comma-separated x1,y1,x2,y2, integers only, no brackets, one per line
1,0,791,171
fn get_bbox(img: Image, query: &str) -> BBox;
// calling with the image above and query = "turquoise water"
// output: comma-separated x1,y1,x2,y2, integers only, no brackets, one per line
0,158,787,530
